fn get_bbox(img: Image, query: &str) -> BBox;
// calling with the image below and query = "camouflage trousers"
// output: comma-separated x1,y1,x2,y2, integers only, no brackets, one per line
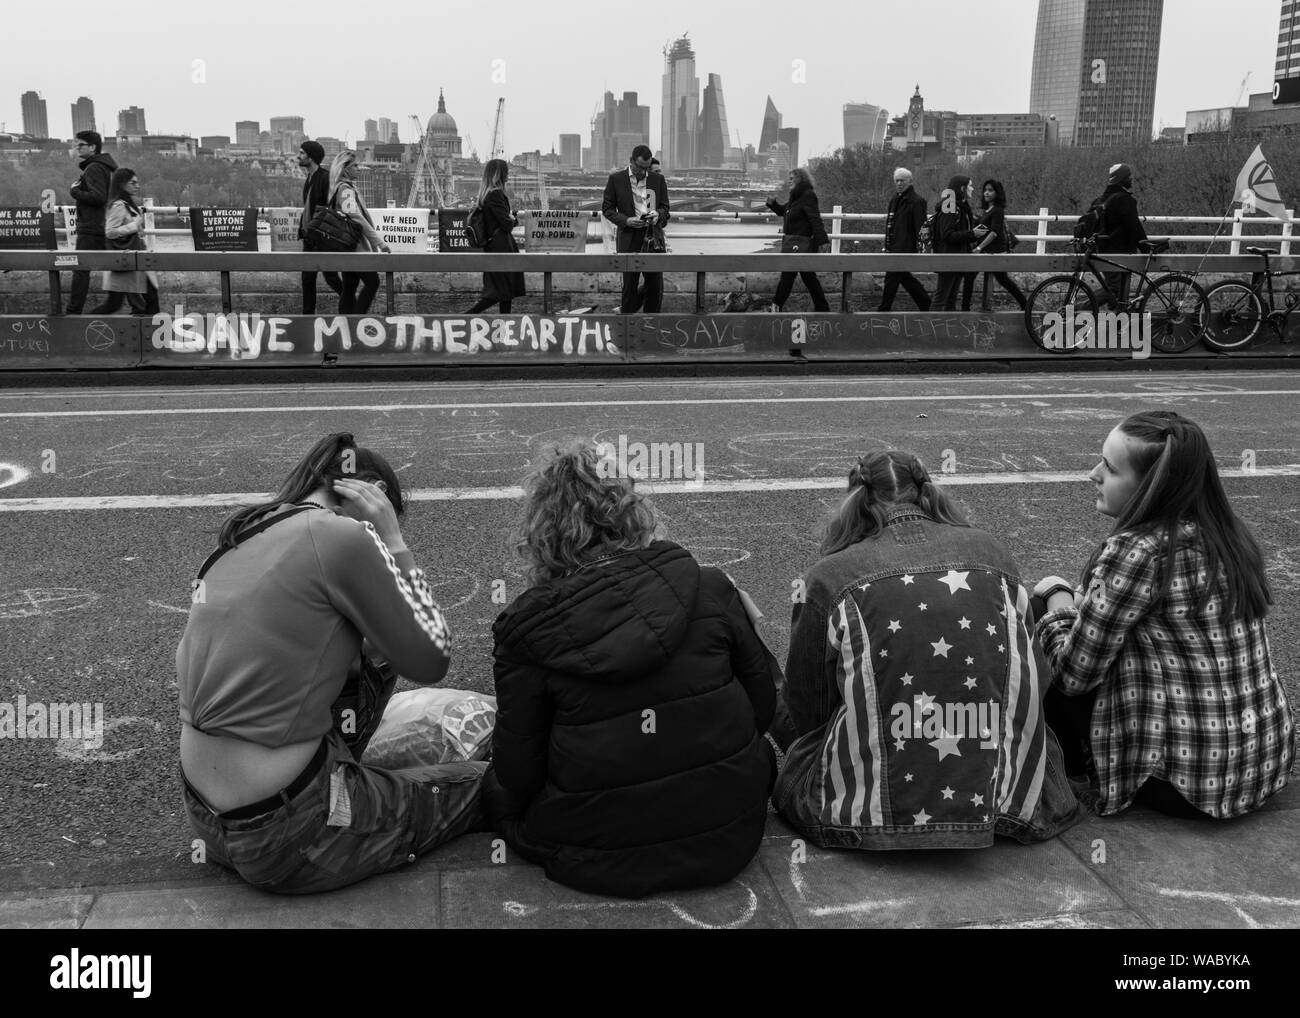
181,654,490,894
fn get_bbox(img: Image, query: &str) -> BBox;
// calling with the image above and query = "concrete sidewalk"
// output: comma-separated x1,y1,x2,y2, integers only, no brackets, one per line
3,785,1297,930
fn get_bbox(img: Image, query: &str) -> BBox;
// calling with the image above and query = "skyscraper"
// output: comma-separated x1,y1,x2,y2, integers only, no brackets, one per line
843,102,890,150
758,96,782,154
661,35,699,170
364,119,379,142
699,73,732,167
778,127,799,170
235,120,259,146
1029,0,1163,146
591,91,651,171
21,91,49,138
118,106,147,135
71,96,96,136
378,117,397,144
559,133,581,169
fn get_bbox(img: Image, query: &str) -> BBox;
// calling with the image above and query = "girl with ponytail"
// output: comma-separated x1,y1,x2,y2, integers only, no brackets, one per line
1035,411,1294,819
177,433,487,893
777,451,1083,850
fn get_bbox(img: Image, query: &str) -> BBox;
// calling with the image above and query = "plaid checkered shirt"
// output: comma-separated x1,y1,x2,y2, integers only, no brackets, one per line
1037,525,1295,818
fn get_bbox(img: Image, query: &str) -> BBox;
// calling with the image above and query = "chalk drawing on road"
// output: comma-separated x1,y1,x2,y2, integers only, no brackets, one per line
1134,381,1243,395
54,715,163,763
0,588,100,620
934,405,1024,418
427,568,482,611
1154,886,1300,929
147,600,191,615
0,462,31,491
502,879,760,929
686,546,752,568
727,432,862,475
1039,407,1125,422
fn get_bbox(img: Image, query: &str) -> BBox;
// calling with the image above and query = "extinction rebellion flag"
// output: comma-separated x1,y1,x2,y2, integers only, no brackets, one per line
1235,144,1289,220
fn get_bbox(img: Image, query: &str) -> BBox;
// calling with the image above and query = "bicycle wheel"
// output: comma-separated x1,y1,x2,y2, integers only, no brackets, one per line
1024,275,1098,352
1140,274,1208,353
1200,281,1264,352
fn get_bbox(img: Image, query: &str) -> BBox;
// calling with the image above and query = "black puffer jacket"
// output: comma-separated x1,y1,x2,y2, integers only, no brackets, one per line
487,540,777,898
767,183,829,249
1094,183,1147,254
69,153,118,237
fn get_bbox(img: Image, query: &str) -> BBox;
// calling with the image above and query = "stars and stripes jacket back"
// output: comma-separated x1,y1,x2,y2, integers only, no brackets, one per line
775,507,1084,848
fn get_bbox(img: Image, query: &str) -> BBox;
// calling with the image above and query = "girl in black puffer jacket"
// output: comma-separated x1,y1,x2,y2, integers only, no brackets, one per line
486,439,777,898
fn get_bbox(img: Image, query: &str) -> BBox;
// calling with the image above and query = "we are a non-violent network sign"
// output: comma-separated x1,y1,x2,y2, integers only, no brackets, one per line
0,207,57,250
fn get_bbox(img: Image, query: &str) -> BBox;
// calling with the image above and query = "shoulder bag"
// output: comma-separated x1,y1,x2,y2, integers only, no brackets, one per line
304,188,362,252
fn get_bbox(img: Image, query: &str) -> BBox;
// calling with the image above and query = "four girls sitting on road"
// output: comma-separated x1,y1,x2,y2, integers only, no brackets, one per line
180,413,1294,898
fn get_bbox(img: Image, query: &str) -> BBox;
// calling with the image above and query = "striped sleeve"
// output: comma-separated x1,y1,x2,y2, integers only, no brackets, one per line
314,517,452,684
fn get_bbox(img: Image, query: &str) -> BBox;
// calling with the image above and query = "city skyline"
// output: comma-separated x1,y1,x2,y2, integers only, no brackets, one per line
3,0,1287,158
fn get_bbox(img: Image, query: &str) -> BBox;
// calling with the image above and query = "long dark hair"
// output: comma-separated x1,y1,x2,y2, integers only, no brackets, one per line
474,158,509,207
1081,410,1270,621
821,451,970,556
218,432,405,549
108,167,140,214
980,178,1007,210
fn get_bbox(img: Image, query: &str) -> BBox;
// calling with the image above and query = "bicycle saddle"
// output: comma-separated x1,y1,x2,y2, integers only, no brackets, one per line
1245,246,1273,256
1138,238,1169,255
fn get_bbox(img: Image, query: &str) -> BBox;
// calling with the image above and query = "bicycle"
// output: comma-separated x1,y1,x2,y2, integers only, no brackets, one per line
1024,237,1209,354
1200,246,1300,352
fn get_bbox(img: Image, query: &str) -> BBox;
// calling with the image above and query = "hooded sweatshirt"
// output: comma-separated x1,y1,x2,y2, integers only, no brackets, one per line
934,174,977,254
70,153,119,237
488,540,777,898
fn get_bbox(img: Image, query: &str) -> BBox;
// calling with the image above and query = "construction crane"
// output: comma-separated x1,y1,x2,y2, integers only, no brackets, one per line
489,98,506,160
1235,72,1252,107
407,113,446,209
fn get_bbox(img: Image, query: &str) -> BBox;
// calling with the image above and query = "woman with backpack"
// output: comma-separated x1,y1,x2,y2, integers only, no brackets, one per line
931,175,979,312
973,179,1027,311
95,167,160,316
328,151,390,314
764,166,831,312
1035,411,1294,819
465,159,525,315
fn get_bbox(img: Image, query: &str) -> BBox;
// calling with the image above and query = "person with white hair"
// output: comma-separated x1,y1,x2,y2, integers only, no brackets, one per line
878,168,932,312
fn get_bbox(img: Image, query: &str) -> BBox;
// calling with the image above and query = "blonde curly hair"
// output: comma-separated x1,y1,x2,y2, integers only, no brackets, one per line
514,438,660,585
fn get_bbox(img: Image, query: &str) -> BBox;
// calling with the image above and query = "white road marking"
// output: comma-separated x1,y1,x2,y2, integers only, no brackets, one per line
4,466,1299,512
4,389,1300,419
0,462,31,490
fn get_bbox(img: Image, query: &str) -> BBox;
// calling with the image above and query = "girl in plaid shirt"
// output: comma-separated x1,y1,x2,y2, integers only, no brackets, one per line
1035,411,1294,819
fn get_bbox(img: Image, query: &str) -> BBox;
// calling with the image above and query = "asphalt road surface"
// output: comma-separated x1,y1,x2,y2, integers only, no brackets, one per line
2,370,1299,891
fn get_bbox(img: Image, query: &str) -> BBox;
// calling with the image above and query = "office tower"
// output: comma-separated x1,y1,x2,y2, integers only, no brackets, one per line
71,96,96,136
590,91,651,171
235,120,259,146
378,117,396,144
559,133,581,169
778,127,799,170
758,96,781,152
661,35,699,170
1029,0,1163,146
364,119,378,142
699,73,732,167
201,135,231,150
843,102,890,150
118,106,147,134
21,91,49,138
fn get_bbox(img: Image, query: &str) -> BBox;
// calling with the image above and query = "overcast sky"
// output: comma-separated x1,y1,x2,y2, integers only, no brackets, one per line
3,0,1284,156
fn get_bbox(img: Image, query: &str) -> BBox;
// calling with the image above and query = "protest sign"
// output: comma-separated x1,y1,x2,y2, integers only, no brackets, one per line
63,206,78,247
519,210,587,252
189,207,259,251
438,209,473,251
0,207,57,250
371,208,430,252
269,208,304,251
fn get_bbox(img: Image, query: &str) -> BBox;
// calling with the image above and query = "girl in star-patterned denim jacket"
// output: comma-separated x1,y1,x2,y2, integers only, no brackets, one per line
775,451,1084,850
1035,411,1294,820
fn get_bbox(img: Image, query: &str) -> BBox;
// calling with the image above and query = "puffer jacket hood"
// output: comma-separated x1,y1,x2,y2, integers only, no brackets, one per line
79,152,118,174
492,541,700,681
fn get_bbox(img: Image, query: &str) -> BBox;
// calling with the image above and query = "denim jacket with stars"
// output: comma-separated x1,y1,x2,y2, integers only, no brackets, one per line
774,506,1084,849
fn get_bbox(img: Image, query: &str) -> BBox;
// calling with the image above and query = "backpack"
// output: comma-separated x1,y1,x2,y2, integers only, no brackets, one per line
465,204,488,249
918,208,937,254
1072,200,1104,241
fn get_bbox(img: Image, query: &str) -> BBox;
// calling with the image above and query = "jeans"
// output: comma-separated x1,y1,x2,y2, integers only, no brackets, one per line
877,272,931,311
620,230,663,313
301,269,343,315
933,272,976,311
340,272,379,314
774,271,830,311
95,280,160,316
181,654,490,894
66,233,107,314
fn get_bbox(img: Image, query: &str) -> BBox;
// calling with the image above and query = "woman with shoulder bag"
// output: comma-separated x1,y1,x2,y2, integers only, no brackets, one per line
328,151,390,314
973,179,1027,311
932,175,979,312
465,159,526,314
95,168,160,316
764,166,831,312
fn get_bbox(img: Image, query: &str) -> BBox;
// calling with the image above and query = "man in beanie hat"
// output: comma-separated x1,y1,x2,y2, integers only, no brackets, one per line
297,140,342,314
1092,162,1146,307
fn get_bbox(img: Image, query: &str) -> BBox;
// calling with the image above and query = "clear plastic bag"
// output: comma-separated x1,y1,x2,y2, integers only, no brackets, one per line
362,688,496,769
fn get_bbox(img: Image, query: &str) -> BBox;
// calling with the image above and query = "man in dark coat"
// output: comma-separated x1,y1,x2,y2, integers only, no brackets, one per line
602,144,671,313
487,540,777,898
878,167,932,311
1093,162,1147,307
297,140,343,314
65,131,117,314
